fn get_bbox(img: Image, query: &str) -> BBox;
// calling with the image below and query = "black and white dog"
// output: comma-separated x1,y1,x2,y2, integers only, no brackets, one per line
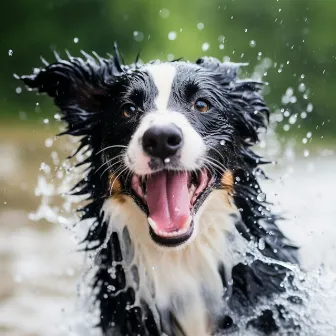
21,47,300,335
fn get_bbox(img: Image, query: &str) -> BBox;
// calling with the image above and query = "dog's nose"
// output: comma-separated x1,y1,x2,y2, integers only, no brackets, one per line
142,124,183,159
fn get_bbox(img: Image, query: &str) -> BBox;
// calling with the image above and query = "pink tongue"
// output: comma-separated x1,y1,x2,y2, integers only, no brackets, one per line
146,171,190,232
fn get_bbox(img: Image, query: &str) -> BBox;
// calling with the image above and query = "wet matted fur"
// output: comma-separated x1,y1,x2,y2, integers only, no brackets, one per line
21,46,300,335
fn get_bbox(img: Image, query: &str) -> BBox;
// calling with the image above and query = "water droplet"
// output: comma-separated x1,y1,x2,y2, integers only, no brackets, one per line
306,132,312,138
43,118,49,124
218,35,225,43
258,238,265,250
257,193,266,202
73,37,79,43
219,44,224,50
8,49,13,56
300,112,307,119
45,138,53,148
39,162,46,171
304,149,310,157
220,140,226,145
289,114,297,125
201,42,210,51
286,87,294,96
164,158,170,163
159,8,170,19
197,22,204,30
302,138,307,144
15,87,22,94
290,96,297,103
307,103,313,112
133,31,144,42
167,53,174,61
54,113,61,120
168,31,177,40
298,83,306,92
283,124,290,131
249,40,256,48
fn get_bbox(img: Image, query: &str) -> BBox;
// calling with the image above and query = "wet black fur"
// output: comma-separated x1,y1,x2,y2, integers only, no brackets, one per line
21,46,300,335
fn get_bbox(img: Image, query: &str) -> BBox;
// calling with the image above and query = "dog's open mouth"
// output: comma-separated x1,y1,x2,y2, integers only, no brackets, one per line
131,168,213,246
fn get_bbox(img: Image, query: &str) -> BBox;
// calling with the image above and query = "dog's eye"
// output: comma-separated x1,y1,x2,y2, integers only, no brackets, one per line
194,99,210,113
121,104,137,118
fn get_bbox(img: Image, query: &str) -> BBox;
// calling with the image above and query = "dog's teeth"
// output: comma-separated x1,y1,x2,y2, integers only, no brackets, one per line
188,184,196,200
149,217,191,238
137,186,143,197
158,231,171,237
148,218,158,231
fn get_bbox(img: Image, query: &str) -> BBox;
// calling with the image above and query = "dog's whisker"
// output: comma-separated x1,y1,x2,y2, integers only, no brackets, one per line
94,154,125,174
106,165,127,192
96,145,127,155
100,160,125,179
201,157,226,175
109,166,129,195
207,145,227,163
124,169,133,185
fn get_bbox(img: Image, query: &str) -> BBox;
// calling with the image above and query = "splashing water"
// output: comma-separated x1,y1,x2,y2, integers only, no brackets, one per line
24,51,336,335
168,31,177,40
133,31,144,42
202,42,210,51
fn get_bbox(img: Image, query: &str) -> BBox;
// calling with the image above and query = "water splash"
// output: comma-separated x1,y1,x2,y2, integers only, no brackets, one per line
168,31,177,40
133,31,144,42
202,42,210,51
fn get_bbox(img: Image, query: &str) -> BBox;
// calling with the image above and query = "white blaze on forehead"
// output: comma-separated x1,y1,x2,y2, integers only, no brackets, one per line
146,63,176,111
126,62,205,175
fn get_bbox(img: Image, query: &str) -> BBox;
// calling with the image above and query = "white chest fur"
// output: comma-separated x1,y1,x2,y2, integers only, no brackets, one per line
101,190,247,335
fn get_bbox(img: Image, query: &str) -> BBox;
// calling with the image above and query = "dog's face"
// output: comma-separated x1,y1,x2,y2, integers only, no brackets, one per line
101,61,241,247
21,53,268,249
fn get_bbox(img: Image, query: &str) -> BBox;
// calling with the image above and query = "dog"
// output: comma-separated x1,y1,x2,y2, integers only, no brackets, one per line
21,46,300,335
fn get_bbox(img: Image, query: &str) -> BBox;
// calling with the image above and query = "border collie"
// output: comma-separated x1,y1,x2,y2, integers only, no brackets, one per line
21,46,300,335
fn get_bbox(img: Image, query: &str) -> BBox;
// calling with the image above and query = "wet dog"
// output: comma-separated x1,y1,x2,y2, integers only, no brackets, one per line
21,47,300,335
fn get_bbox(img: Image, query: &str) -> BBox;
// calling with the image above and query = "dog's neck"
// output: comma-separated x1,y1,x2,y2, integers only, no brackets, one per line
100,189,247,335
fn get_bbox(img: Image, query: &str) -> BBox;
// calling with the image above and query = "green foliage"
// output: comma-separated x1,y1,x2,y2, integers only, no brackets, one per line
1,0,335,134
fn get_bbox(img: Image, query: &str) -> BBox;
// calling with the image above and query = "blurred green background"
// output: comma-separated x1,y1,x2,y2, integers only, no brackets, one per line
0,0,335,138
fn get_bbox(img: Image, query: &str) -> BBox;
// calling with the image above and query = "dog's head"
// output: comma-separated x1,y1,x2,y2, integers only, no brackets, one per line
21,49,268,248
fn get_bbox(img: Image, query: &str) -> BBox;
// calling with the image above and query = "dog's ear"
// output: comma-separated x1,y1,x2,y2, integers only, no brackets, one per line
196,56,245,83
20,50,124,136
196,56,269,143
